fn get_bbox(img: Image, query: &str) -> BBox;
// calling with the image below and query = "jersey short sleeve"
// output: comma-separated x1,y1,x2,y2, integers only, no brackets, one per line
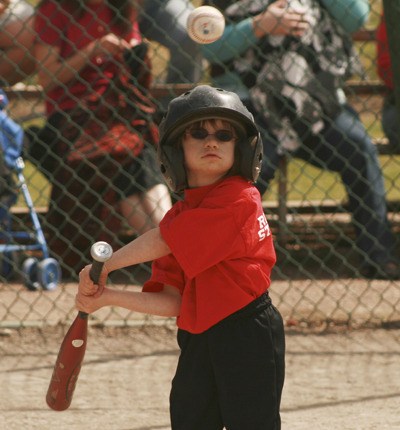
142,253,185,294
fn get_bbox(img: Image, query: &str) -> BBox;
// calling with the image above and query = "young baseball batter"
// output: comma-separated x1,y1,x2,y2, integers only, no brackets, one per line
77,85,285,429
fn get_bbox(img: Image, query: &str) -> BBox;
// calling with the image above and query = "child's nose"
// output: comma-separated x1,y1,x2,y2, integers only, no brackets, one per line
204,136,218,147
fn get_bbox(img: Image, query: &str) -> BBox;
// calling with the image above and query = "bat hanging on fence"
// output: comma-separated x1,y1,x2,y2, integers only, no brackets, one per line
46,241,113,411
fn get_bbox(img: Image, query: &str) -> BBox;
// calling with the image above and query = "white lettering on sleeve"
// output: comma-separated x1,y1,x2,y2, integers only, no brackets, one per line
257,214,271,241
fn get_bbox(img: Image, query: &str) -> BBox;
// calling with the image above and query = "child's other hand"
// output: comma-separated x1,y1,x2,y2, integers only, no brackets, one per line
78,264,108,297
75,288,107,314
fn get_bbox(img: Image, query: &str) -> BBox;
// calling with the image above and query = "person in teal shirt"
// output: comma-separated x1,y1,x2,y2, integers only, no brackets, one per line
202,0,399,280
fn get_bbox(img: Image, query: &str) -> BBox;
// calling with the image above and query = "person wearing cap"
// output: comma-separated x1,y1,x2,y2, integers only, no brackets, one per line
76,85,285,430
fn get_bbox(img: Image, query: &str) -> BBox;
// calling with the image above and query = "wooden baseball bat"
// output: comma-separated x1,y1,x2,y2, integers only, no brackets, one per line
46,241,113,411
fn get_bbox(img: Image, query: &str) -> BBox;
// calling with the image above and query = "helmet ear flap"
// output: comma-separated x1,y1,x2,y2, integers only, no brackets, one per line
158,144,187,193
239,134,263,182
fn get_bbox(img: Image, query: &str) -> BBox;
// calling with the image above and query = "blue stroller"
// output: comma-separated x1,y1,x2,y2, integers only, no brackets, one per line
0,89,61,290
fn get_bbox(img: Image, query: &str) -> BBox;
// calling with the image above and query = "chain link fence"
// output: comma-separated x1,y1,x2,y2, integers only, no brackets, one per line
0,0,399,329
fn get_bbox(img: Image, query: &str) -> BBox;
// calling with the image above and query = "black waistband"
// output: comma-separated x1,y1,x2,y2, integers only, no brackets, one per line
223,291,272,323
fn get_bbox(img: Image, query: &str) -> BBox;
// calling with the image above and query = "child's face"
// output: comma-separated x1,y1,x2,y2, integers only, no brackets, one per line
182,119,237,188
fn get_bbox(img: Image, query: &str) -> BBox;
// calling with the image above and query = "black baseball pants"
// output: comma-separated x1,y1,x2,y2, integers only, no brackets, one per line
170,292,285,430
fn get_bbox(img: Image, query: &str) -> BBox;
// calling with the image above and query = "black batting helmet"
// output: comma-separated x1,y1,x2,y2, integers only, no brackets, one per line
158,85,262,193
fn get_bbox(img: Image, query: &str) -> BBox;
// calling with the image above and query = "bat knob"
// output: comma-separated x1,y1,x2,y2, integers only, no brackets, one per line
90,241,113,263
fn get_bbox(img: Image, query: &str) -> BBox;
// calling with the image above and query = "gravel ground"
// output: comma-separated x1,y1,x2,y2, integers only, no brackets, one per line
1,324,400,430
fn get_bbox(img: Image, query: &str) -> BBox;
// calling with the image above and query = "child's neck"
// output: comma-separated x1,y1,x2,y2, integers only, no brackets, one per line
187,172,229,188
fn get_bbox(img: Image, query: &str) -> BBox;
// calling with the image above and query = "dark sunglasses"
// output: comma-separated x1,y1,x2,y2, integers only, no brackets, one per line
186,128,237,142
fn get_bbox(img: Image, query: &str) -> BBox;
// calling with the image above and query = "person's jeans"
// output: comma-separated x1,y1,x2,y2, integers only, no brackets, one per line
255,104,397,266
140,0,202,84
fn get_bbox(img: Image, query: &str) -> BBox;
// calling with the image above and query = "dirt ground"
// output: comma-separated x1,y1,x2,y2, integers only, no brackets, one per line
1,323,400,430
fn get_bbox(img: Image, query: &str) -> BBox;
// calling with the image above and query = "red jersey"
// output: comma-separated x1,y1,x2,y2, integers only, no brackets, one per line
376,15,393,90
143,176,276,334
35,1,141,115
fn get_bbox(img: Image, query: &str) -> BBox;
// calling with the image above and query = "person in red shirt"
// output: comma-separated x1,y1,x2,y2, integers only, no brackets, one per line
77,85,285,429
29,0,172,275
377,13,399,151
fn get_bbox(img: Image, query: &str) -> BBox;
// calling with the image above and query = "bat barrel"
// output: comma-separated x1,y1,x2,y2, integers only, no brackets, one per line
45,311,88,411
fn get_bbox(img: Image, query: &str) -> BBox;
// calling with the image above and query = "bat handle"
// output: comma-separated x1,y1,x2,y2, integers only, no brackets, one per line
89,241,113,283
78,241,113,318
